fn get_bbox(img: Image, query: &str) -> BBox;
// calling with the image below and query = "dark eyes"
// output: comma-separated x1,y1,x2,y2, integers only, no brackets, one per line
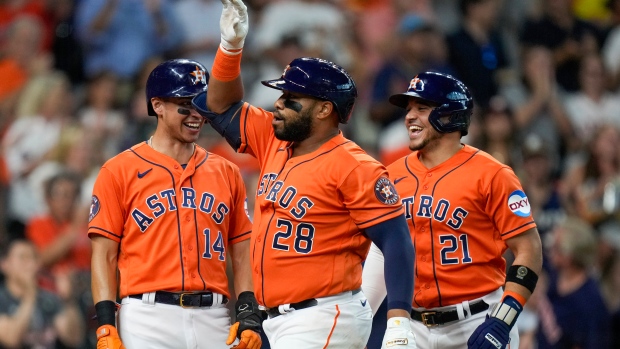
178,101,193,108
406,106,429,113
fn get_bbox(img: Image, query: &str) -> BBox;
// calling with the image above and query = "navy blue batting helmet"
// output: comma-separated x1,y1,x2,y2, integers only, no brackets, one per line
389,71,473,135
261,57,357,124
146,59,209,116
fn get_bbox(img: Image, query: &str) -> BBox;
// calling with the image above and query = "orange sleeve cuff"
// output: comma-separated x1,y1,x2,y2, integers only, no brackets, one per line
502,290,527,307
212,46,242,82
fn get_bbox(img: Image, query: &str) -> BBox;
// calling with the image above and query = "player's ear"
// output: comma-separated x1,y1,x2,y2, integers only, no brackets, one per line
316,100,334,121
152,98,165,115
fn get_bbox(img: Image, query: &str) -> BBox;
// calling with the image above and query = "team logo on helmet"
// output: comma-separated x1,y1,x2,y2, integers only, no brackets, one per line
507,190,531,217
190,66,207,85
374,177,399,205
89,195,100,222
282,65,291,77
408,77,425,92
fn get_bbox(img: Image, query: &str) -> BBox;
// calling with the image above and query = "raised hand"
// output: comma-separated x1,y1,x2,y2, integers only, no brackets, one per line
220,0,248,53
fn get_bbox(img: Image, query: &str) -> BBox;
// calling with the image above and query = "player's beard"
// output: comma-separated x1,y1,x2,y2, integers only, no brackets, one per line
274,108,313,142
409,127,442,152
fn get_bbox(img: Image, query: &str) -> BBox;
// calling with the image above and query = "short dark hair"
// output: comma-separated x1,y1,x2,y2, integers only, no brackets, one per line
0,238,33,260
44,171,82,200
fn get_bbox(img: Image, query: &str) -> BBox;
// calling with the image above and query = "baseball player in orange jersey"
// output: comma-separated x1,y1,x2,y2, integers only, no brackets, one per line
89,59,262,349
362,72,544,349
189,1,417,348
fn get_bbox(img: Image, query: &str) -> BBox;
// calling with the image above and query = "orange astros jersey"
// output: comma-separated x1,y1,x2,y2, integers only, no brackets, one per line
387,144,536,309
88,143,252,299
234,103,404,308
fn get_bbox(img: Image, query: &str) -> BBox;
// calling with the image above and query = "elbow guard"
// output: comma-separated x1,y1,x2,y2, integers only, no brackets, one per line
192,94,243,150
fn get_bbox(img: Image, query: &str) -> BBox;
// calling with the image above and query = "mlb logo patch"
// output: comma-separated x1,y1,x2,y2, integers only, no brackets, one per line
507,190,530,217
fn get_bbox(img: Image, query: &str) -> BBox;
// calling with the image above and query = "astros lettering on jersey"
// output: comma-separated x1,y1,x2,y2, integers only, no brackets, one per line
88,143,252,298
232,103,404,307
387,144,536,308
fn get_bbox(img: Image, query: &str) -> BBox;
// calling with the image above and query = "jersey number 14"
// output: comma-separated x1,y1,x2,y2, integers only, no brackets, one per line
203,229,226,261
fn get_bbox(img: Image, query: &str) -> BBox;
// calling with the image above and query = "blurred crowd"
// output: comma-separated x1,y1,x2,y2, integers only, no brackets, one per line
0,0,619,348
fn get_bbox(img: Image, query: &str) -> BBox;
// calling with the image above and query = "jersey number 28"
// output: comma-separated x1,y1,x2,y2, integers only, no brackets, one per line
272,218,315,254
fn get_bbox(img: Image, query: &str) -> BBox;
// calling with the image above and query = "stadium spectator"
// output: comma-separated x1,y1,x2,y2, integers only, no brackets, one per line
517,135,566,239
561,125,620,227
520,0,601,92
0,15,50,126
602,0,620,90
75,0,182,81
2,71,73,231
447,0,510,108
77,71,126,160
173,0,222,72
563,53,620,143
25,172,90,285
535,217,610,348
0,238,84,348
502,45,576,172
478,95,518,166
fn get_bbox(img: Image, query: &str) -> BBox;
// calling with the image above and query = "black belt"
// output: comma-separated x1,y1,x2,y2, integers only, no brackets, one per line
411,300,489,327
129,291,227,308
265,298,318,318
265,289,362,318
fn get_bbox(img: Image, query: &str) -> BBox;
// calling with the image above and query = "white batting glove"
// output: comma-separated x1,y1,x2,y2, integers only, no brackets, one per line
220,0,248,54
382,317,417,349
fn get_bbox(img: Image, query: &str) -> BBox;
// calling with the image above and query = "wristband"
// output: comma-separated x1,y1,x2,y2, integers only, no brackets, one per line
502,290,526,307
506,265,538,293
490,295,523,329
95,300,117,327
212,46,242,82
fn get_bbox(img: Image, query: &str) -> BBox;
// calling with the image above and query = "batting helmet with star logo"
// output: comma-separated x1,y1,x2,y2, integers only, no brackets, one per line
146,59,209,116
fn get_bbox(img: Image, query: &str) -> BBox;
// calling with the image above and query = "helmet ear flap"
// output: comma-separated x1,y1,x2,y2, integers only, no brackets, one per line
339,98,356,123
428,102,473,135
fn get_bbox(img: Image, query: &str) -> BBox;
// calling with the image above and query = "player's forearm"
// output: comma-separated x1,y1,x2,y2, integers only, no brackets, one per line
210,0,248,113
207,47,244,114
230,239,253,296
91,236,119,303
361,243,387,316
365,215,414,313
506,228,543,301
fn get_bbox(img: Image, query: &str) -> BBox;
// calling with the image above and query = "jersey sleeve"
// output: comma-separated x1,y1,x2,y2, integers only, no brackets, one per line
486,167,537,240
227,165,252,245
88,166,125,242
339,161,404,229
237,102,276,167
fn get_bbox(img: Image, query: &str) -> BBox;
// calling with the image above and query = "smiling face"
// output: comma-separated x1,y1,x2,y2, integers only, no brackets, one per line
152,96,205,143
404,98,443,151
272,91,320,142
